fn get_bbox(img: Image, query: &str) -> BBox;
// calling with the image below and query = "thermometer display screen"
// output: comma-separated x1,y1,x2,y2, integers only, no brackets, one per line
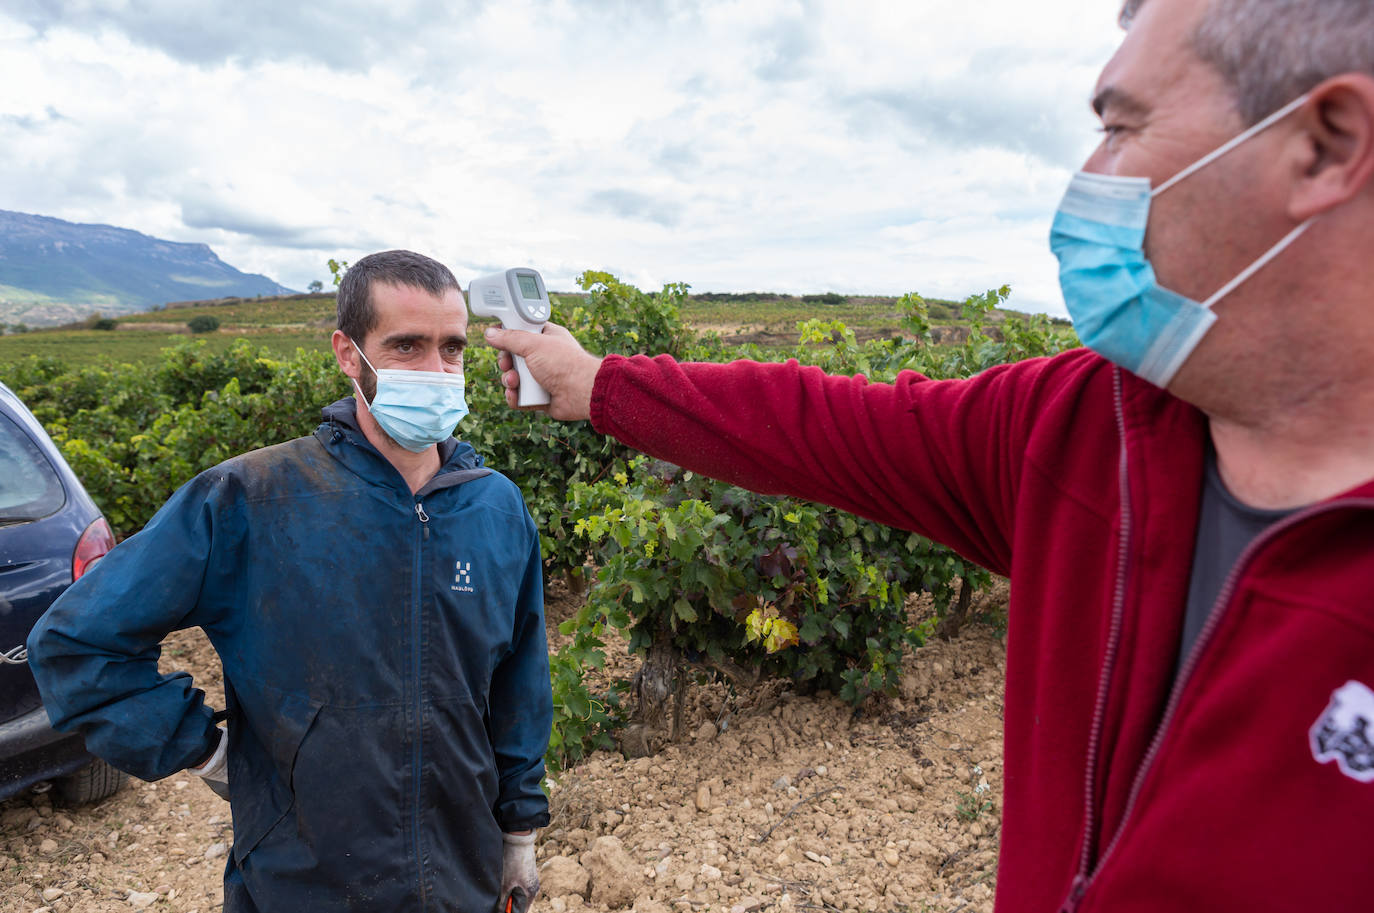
518,275,541,299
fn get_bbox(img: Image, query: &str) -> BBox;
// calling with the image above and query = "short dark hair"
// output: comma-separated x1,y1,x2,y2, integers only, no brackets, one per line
336,250,461,344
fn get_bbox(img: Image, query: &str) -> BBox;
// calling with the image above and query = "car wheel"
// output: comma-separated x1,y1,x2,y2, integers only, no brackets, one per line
55,758,128,805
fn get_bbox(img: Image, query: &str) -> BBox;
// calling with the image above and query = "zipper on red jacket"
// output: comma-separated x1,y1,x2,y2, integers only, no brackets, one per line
1060,874,1089,913
1057,368,1133,913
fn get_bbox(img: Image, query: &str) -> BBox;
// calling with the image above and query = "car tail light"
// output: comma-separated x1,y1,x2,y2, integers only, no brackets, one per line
73,517,116,581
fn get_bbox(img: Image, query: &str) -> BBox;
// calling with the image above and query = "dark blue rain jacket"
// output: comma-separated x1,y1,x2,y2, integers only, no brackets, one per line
29,399,551,912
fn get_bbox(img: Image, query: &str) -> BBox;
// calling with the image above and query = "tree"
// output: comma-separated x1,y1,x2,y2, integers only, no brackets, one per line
308,280,324,293
327,259,349,287
187,315,220,334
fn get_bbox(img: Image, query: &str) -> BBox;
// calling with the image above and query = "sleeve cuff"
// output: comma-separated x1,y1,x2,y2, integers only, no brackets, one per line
497,807,551,832
190,727,228,779
588,354,626,435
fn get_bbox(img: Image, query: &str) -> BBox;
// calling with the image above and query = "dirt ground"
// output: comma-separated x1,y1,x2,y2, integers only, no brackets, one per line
0,584,1007,913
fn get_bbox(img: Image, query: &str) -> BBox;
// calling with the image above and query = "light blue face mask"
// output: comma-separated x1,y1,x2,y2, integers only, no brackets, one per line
1051,94,1314,387
351,340,469,453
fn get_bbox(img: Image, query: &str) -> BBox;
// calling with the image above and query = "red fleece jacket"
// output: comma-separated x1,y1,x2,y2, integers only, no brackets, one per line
589,347,1374,912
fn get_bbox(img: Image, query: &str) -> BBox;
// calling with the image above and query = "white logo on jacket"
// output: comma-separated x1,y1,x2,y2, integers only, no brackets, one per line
1310,680,1374,783
452,560,474,593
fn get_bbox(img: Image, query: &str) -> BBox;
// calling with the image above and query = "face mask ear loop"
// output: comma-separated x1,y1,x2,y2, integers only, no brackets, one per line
351,377,371,410
1199,218,1316,310
1152,93,1311,198
349,338,375,409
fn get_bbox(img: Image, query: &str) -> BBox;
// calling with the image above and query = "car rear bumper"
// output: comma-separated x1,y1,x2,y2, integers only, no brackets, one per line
0,706,93,802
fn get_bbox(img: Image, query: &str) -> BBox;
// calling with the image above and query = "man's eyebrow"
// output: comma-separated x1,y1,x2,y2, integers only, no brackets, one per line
1092,85,1148,118
379,332,467,348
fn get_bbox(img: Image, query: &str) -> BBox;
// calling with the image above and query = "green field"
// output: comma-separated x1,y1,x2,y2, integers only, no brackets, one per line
115,294,335,328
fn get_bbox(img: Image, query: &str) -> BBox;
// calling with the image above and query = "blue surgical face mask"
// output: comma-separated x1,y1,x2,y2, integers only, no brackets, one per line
350,340,469,453
1051,94,1314,387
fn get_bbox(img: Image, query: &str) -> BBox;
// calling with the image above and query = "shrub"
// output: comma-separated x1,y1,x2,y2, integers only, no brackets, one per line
541,282,1074,769
570,459,985,706
568,271,694,359
19,341,348,537
187,315,220,334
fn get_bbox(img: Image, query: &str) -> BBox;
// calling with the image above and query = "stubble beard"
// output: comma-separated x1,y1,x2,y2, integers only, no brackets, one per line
353,363,406,452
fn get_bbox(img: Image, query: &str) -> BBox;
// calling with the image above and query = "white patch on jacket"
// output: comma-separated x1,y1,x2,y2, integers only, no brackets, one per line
452,560,474,593
1311,680,1374,783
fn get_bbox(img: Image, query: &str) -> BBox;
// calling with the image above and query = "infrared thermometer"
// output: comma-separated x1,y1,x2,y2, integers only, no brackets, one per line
468,268,551,407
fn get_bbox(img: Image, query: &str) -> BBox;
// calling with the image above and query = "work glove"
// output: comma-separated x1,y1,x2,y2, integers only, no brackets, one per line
499,831,539,913
189,727,229,801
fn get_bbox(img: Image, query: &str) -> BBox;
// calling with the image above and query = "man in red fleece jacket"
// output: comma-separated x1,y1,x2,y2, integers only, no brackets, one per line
486,0,1374,909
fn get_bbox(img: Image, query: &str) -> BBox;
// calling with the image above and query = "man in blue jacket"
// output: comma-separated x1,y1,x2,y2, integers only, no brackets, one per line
28,250,551,913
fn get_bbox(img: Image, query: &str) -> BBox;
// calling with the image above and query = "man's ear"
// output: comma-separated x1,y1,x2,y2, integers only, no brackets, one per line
1289,74,1374,220
331,330,360,378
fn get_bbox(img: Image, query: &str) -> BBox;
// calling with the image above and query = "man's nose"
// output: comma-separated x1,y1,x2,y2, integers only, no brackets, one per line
1081,145,1111,176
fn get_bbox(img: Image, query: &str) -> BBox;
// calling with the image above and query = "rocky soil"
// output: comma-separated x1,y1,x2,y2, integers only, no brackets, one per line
1,587,1007,913
1,629,231,913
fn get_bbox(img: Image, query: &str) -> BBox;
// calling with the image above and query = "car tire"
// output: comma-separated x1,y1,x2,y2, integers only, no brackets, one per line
55,758,127,805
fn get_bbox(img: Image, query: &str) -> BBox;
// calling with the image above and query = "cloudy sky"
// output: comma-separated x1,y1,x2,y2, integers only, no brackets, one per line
0,1,1125,316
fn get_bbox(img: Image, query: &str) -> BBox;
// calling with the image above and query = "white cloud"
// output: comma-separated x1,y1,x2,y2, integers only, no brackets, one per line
0,1,1125,316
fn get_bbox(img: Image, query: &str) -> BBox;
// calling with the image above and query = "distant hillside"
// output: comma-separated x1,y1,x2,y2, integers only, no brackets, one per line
0,209,293,326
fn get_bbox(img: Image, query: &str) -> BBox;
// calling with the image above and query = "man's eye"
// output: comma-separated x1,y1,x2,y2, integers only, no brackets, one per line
1094,124,1132,151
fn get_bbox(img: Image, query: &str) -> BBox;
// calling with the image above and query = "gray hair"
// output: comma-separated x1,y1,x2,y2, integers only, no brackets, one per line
1119,0,1374,124
336,249,460,345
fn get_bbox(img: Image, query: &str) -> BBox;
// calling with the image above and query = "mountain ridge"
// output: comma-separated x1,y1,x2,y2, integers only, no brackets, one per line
0,209,293,326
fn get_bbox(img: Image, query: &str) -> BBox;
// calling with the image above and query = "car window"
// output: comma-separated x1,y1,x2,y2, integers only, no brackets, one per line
0,411,66,523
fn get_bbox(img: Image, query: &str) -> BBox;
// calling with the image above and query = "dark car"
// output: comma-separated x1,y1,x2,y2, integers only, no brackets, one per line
0,379,123,804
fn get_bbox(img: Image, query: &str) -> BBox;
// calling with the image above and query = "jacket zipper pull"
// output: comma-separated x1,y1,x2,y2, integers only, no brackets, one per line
415,502,430,539
1058,875,1088,913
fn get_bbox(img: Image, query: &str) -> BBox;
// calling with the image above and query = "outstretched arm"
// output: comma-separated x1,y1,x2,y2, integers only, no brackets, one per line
587,353,1034,573
484,321,1094,575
